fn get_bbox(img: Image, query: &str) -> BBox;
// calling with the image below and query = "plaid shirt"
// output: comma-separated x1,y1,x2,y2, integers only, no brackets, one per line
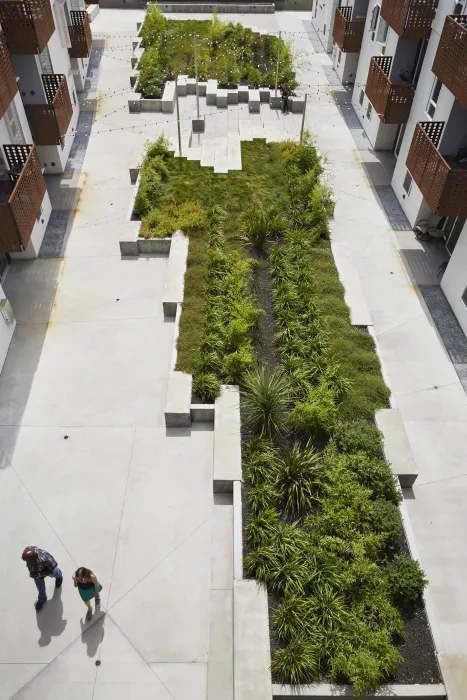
25,546,58,579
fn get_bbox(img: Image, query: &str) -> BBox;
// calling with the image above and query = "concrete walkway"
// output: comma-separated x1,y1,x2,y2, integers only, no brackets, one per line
0,9,466,700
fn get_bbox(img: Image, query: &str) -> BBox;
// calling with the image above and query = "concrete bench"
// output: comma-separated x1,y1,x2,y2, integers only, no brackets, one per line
248,89,260,113
216,89,228,108
141,98,162,112
213,385,241,492
290,94,305,113
198,81,207,97
259,87,270,103
162,231,188,317
177,75,187,96
238,85,249,103
192,112,205,133
270,94,281,109
162,81,176,113
375,408,419,488
165,371,192,428
129,72,138,88
129,151,141,183
228,89,239,104
206,79,218,106
234,580,272,700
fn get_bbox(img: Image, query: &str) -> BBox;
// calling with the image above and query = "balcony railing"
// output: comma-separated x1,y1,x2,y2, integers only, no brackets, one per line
365,56,415,123
26,74,73,146
432,15,467,110
0,0,55,54
332,6,365,53
68,11,92,58
406,122,467,217
0,145,46,253
380,0,436,40
0,27,18,120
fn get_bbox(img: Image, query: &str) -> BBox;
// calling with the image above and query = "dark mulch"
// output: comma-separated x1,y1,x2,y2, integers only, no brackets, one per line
240,241,443,687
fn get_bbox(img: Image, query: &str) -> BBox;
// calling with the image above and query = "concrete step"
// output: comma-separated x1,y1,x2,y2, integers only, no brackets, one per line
201,139,216,167
207,589,233,700
186,147,202,161
214,137,228,173
239,120,253,141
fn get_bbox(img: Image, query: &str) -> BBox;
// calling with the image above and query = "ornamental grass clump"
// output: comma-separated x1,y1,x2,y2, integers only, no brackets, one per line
242,365,291,437
277,442,323,515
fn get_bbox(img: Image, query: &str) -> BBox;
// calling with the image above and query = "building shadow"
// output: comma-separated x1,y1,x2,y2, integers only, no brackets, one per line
36,587,67,647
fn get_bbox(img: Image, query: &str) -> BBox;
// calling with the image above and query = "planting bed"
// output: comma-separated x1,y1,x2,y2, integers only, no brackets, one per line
132,133,441,696
136,5,296,97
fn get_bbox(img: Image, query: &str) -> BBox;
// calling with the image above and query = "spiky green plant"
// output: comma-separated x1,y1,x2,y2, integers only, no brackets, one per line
271,638,320,685
278,442,323,515
246,508,280,548
242,365,291,437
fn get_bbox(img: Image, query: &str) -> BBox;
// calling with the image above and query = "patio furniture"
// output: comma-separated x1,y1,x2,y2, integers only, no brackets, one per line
413,218,445,246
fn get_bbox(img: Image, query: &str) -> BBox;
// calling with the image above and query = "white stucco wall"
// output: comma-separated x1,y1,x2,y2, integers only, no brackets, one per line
442,223,467,338
10,190,52,260
311,0,340,52
0,282,16,375
333,49,359,83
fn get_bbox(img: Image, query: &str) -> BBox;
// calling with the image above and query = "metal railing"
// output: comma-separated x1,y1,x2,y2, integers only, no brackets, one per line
406,122,467,217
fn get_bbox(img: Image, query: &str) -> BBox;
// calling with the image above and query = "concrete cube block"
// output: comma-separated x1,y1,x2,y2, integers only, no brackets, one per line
206,79,218,106
238,85,249,103
376,409,419,488
177,75,187,96
141,98,162,112
198,81,207,97
192,115,205,133
128,94,141,113
290,94,305,113
259,87,270,103
186,78,197,95
130,73,138,88
227,89,239,104
270,94,281,109
216,89,228,108
165,372,192,428
248,89,260,113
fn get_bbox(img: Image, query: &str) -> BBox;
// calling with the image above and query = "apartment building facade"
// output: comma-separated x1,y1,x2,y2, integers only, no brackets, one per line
313,0,467,339
0,0,92,367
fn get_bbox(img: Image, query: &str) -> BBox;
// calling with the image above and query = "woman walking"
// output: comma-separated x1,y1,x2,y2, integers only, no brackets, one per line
73,567,102,621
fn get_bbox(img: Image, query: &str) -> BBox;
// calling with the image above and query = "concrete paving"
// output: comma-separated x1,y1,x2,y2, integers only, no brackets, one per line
0,8,466,699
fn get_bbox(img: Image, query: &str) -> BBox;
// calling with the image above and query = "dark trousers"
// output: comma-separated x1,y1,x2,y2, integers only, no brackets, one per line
282,97,289,113
34,567,62,602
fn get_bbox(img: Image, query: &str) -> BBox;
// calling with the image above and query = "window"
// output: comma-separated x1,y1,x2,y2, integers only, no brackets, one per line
444,216,465,254
403,170,413,195
36,205,43,223
72,88,77,106
376,17,389,43
359,89,364,105
462,286,467,308
323,23,326,35
394,123,406,157
337,48,342,66
427,78,442,118
366,102,373,119
454,1,466,14
370,4,380,39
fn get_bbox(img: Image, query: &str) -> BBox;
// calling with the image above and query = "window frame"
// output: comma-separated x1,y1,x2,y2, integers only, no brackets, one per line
403,170,413,195
426,77,442,119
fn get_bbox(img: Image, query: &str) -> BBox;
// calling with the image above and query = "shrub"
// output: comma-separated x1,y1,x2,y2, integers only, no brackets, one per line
247,67,262,87
243,440,279,486
273,594,312,641
343,452,401,505
336,420,384,459
222,345,255,384
288,385,337,441
246,508,279,548
247,482,279,515
192,373,221,402
385,554,428,604
278,442,323,515
271,638,320,685
241,207,286,250
369,500,402,542
140,5,167,46
243,366,291,437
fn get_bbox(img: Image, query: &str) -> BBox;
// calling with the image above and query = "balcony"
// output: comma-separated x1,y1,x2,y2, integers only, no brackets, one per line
365,56,415,123
25,74,73,146
406,122,467,217
0,27,18,120
332,7,365,53
68,11,92,59
380,0,436,40
0,0,55,54
0,145,46,253
432,15,467,110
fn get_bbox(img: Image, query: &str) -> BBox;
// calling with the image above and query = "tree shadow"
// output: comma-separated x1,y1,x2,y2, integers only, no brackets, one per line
36,587,67,647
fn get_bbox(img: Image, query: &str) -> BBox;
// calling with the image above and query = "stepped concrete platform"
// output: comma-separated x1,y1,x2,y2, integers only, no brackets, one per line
162,231,188,317
214,386,241,492
376,408,419,488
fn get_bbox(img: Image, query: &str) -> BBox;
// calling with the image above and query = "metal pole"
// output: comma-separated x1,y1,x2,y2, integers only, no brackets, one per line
300,94,308,142
194,32,200,119
274,31,281,98
176,84,182,158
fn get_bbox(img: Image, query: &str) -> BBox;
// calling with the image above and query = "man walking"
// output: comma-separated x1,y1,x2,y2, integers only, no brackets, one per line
281,84,289,114
22,546,63,611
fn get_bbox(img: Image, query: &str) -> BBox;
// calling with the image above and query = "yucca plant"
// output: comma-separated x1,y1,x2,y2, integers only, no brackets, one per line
242,365,291,437
271,638,320,685
278,442,323,515
246,508,279,548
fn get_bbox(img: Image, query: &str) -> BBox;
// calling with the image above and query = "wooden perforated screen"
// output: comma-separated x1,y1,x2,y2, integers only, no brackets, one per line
432,15,467,110
365,56,414,123
26,74,72,145
381,0,435,40
68,11,92,58
0,0,55,54
0,145,46,252
332,6,364,52
0,28,18,120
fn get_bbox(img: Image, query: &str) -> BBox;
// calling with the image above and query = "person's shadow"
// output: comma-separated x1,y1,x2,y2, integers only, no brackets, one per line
36,587,67,647
80,609,105,658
